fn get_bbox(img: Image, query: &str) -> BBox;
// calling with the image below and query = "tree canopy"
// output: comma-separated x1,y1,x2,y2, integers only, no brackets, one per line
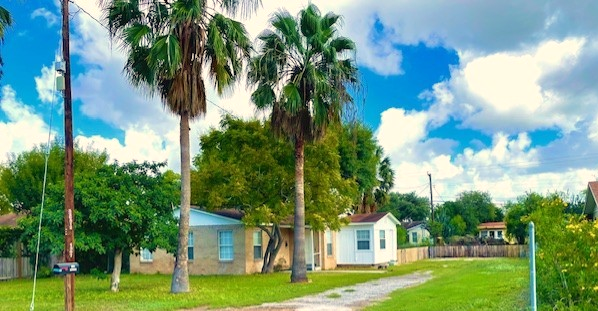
192,116,356,272
379,192,430,222
0,143,107,214
434,190,503,240
20,161,179,291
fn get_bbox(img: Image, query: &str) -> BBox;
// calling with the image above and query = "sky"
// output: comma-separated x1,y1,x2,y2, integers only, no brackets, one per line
1,0,598,205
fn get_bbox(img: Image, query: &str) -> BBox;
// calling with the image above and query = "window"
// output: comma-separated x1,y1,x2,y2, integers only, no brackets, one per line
380,230,386,250
188,231,194,260
411,232,418,244
490,231,495,238
481,230,488,238
219,230,234,261
356,230,370,250
325,230,333,256
497,230,503,239
253,231,262,260
140,248,153,262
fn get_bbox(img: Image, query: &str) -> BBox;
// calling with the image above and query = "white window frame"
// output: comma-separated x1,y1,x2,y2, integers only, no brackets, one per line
218,230,234,261
188,231,194,261
411,232,418,244
380,230,386,250
140,248,153,262
253,230,262,260
497,230,503,239
356,229,370,250
325,230,333,256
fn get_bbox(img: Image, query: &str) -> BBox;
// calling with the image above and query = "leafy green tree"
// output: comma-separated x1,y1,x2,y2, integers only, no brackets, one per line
434,191,501,240
337,123,394,214
20,161,179,292
504,192,544,244
248,4,358,283
380,192,430,221
0,5,12,80
192,116,355,273
104,0,258,293
0,143,107,214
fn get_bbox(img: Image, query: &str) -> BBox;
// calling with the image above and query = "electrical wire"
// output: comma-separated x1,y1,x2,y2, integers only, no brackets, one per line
29,58,59,311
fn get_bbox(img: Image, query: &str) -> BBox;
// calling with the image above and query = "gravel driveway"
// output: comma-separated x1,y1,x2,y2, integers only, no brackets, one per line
208,271,433,311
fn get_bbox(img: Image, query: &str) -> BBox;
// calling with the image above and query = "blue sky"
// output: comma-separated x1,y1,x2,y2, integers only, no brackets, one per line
1,0,598,204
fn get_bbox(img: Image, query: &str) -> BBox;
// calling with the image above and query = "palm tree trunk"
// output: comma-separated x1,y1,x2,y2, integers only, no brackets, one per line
291,137,308,283
110,248,122,292
171,112,191,293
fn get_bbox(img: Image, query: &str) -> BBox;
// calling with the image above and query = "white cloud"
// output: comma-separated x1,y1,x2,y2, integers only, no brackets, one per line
0,86,54,162
426,38,587,134
31,8,59,27
34,64,57,104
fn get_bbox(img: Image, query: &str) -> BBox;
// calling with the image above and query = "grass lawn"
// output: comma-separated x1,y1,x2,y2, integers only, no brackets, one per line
366,258,529,311
1,258,528,310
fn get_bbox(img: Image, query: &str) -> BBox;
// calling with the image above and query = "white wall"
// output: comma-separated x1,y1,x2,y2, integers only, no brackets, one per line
337,215,399,265
337,224,374,265
373,217,398,263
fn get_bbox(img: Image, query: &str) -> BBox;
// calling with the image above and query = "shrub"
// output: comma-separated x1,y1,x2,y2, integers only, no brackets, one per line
528,195,598,309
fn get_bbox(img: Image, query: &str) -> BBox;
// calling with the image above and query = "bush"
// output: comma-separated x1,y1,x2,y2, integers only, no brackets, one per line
528,195,598,309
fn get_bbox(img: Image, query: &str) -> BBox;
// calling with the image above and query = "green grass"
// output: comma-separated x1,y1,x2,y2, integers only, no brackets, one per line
0,258,528,311
366,258,529,311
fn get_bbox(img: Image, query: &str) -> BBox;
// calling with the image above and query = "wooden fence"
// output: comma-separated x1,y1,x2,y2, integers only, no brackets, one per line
428,245,528,258
0,257,33,280
396,247,429,265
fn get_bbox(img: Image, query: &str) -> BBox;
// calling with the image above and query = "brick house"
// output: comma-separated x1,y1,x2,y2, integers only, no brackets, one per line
130,207,338,275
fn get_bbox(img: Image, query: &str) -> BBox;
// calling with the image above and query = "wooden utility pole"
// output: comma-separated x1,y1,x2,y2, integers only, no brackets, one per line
428,172,434,222
61,0,76,309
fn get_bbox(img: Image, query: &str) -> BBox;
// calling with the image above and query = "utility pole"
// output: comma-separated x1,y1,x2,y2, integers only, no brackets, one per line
428,172,433,222
61,0,76,309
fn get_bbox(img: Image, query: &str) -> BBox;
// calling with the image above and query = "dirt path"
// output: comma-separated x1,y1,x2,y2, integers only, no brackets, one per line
190,271,433,311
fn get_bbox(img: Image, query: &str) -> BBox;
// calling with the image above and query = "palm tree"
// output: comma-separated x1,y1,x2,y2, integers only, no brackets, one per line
103,0,258,293
0,5,12,80
248,4,358,283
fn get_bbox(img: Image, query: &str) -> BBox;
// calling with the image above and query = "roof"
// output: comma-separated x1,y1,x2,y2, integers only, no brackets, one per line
211,209,244,221
346,212,400,225
0,213,22,227
347,212,387,223
585,181,598,218
478,222,506,230
402,221,425,230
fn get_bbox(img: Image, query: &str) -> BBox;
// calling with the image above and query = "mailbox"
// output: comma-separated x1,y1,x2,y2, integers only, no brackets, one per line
52,262,79,275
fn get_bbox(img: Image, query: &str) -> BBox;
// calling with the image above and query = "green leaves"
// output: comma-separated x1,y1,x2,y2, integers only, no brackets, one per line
248,3,358,143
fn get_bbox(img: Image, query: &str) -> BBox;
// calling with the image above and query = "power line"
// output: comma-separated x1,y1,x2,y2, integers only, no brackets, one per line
69,1,110,32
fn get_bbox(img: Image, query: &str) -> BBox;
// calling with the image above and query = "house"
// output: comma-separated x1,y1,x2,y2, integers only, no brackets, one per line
584,181,598,220
336,212,400,266
477,222,507,240
130,207,338,275
402,221,430,245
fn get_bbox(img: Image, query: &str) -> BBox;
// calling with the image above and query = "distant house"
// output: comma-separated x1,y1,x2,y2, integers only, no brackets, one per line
130,207,337,275
584,181,598,220
336,212,399,266
402,221,430,245
478,222,507,240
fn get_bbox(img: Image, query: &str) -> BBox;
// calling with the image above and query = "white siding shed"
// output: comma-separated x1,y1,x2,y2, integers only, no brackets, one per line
336,212,400,265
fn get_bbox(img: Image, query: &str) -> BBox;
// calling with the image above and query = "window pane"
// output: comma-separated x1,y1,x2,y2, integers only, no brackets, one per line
356,230,370,240
412,232,418,243
380,230,386,250
219,231,234,261
357,240,370,250
141,248,153,261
